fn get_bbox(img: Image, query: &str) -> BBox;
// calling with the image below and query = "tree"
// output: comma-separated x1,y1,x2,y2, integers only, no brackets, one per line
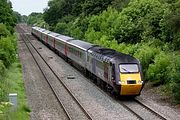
43,0,73,26
13,11,22,23
163,0,180,49
82,0,113,15
111,0,130,11
112,0,169,43
27,12,43,25
0,23,10,38
0,0,17,33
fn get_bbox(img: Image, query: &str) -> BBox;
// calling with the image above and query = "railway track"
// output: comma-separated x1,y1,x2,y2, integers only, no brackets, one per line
16,25,93,120
64,56,168,120
134,99,167,120
84,75,167,120
17,24,168,120
85,77,167,120
119,98,167,120
55,48,167,120
79,76,167,120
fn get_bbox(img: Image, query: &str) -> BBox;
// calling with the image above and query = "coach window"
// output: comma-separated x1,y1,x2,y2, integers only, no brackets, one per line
96,60,103,69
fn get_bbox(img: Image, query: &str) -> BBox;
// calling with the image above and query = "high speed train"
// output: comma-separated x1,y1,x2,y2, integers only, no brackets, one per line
31,26,144,96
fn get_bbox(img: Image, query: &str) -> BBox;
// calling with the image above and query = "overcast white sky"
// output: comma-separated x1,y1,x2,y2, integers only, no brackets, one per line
10,0,49,16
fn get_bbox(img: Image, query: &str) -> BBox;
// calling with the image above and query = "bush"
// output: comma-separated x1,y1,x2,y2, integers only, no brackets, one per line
0,60,5,79
85,28,103,43
69,16,90,39
85,8,119,41
121,0,169,42
168,54,180,103
171,82,180,104
0,23,10,38
54,22,69,35
134,44,160,76
146,52,171,85
0,36,16,68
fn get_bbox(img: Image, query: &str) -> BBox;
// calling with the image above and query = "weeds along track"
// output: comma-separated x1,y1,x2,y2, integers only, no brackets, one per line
16,25,93,120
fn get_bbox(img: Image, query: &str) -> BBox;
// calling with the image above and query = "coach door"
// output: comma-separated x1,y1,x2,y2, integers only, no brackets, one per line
64,43,68,56
53,38,56,48
92,58,96,74
46,35,48,44
104,62,109,81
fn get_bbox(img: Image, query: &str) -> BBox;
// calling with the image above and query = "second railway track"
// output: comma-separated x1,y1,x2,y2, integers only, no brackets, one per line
17,25,93,120
119,98,167,120
17,24,169,120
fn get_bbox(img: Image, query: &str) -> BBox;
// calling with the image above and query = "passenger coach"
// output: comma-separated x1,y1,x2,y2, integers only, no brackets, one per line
31,26,144,96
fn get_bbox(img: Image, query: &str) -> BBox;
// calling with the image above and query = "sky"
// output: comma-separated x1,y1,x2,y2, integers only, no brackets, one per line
10,0,49,16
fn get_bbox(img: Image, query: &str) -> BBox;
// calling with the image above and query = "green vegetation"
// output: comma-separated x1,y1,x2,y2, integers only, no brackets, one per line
0,0,17,33
13,11,27,23
0,34,30,118
29,0,180,103
0,61,30,120
0,0,30,118
27,12,49,28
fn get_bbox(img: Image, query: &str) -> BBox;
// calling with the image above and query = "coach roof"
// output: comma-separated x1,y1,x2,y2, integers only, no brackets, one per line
56,34,74,41
89,46,139,64
68,40,93,50
48,32,60,37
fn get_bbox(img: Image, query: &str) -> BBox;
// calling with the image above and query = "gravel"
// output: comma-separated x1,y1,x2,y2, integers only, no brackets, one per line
18,24,180,120
122,100,162,120
28,42,90,120
18,33,68,120
136,96,180,120
31,38,139,120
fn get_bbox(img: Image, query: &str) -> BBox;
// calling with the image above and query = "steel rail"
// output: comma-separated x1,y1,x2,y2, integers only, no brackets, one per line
17,25,93,120
64,56,167,120
21,24,167,120
134,99,167,120
16,26,72,120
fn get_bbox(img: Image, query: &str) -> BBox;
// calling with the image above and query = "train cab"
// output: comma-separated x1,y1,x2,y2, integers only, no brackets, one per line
111,54,144,96
88,46,144,96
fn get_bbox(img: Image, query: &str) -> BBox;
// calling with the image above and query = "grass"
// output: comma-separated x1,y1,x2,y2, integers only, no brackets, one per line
0,60,30,120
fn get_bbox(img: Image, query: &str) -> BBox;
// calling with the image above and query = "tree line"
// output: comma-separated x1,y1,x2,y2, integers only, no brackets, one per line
0,0,18,102
27,0,180,103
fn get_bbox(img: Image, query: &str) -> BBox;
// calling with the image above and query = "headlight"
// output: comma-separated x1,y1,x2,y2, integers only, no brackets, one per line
119,81,125,84
138,80,143,84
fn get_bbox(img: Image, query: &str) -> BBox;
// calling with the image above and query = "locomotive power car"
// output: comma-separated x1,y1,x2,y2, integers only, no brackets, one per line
31,26,144,96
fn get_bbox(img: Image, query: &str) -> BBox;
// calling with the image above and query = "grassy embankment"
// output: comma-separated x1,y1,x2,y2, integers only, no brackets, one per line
0,35,30,119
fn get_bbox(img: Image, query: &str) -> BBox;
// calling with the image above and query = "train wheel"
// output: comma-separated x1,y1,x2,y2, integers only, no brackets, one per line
97,78,101,86
85,69,89,77
100,81,106,91
92,75,97,83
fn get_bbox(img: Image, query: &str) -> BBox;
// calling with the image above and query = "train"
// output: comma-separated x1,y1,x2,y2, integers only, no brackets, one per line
31,26,144,96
